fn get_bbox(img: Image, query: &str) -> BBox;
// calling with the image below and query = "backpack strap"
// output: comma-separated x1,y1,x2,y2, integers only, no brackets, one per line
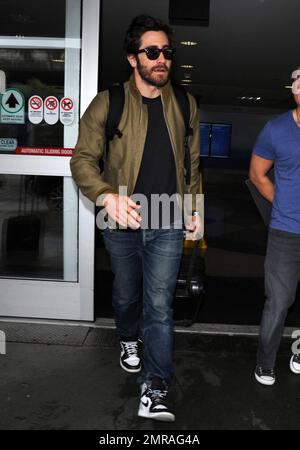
104,84,125,158
172,83,194,186
104,82,194,186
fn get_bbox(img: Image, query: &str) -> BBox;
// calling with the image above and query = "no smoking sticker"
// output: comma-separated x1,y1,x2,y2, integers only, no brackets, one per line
60,97,75,125
28,95,43,124
44,95,59,125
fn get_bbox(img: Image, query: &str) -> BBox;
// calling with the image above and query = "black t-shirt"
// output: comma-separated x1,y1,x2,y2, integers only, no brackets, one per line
133,95,178,228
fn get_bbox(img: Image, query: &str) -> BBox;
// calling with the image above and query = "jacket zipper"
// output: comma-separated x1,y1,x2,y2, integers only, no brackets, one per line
161,95,182,192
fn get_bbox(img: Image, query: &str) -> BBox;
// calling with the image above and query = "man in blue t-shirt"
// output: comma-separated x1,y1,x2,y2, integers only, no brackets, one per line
249,68,300,386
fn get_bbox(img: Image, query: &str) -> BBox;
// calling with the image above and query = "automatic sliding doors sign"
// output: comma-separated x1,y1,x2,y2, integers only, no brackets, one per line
16,146,74,156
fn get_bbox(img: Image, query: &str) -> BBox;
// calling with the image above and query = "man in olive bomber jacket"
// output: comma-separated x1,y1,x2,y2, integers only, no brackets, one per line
70,14,202,422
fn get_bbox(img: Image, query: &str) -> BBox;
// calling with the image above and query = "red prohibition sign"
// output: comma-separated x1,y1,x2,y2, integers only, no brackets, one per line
30,96,42,110
46,97,58,110
61,98,73,111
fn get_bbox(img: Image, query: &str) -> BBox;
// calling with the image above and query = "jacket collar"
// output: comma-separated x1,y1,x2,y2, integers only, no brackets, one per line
128,73,172,101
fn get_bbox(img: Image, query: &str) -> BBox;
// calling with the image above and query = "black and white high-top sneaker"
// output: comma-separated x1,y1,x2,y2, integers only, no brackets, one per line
138,377,175,422
120,340,142,373
255,365,276,385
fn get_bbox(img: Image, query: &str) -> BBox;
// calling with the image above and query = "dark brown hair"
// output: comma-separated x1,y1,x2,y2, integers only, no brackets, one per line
124,14,174,54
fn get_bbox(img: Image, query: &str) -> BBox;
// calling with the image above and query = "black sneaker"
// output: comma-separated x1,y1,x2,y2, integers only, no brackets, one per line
255,366,275,385
120,339,142,373
290,353,300,374
138,377,175,422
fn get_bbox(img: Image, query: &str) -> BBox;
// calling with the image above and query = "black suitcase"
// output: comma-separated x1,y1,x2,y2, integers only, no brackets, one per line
174,239,205,326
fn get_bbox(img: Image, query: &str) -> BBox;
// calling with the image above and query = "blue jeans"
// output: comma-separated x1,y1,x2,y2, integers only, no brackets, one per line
102,227,184,385
257,227,300,369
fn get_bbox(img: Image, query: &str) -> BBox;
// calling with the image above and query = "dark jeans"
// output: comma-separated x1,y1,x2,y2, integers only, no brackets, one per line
257,227,300,369
102,227,184,384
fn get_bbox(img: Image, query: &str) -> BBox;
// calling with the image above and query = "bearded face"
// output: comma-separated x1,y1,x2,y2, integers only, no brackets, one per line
128,31,173,89
136,57,170,88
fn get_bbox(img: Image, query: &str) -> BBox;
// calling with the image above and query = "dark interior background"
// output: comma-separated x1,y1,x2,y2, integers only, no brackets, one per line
94,0,300,325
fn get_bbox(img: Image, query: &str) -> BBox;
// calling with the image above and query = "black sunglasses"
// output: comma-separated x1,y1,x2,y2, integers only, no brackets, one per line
136,46,175,61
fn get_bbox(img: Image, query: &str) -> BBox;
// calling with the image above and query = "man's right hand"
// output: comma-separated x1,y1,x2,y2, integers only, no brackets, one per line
102,193,141,229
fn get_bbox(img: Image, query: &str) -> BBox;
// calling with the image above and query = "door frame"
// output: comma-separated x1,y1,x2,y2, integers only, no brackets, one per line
0,0,101,321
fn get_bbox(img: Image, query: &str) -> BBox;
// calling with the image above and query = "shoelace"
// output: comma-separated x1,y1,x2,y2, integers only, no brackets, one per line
258,367,274,376
123,341,138,356
147,388,168,406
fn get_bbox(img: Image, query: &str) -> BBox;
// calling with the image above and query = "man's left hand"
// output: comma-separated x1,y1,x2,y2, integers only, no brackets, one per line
185,214,203,241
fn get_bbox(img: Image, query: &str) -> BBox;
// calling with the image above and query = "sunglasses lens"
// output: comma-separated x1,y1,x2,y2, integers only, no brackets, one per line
141,47,175,60
163,49,174,60
147,48,160,60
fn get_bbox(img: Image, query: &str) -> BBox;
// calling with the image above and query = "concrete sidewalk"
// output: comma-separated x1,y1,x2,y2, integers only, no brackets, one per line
0,321,299,430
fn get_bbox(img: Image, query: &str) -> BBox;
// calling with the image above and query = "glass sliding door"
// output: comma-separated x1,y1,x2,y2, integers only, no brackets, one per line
0,0,100,320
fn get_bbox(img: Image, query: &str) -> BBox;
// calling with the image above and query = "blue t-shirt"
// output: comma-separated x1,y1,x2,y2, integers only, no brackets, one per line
252,110,300,234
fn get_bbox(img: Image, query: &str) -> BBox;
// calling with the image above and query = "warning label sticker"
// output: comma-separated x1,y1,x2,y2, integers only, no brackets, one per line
44,96,59,125
60,97,75,125
28,95,44,124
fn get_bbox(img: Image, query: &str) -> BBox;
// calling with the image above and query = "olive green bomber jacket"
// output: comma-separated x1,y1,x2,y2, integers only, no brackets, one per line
70,75,200,211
